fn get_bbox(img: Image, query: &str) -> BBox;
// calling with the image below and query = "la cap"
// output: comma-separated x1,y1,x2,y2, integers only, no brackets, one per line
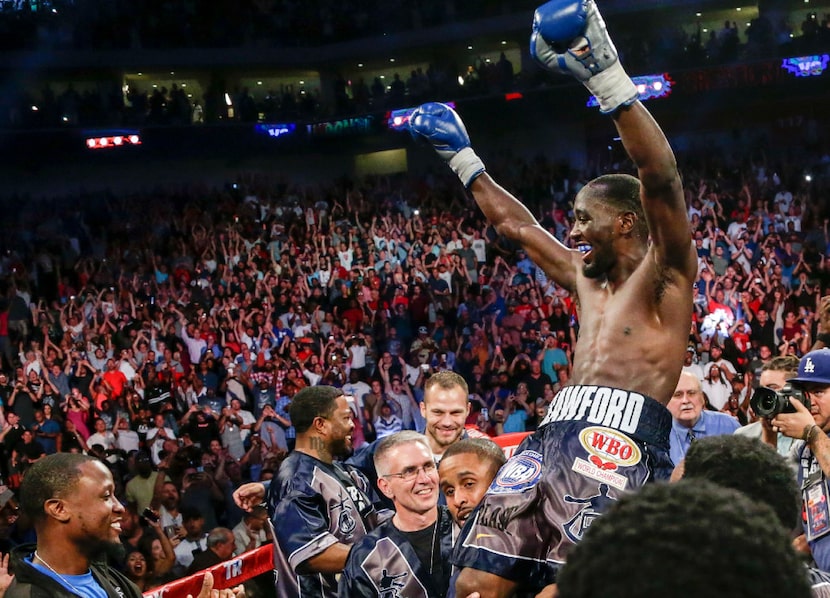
790,349,830,385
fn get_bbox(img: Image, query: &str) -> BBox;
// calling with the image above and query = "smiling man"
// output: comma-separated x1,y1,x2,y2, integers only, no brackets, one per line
410,1,695,593
345,371,472,511
265,385,389,597
339,432,456,598
421,372,471,458
8,453,143,597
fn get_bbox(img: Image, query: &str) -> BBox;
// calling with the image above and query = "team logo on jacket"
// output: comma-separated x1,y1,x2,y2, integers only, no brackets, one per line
333,492,357,537
578,426,641,469
488,450,543,495
378,569,407,598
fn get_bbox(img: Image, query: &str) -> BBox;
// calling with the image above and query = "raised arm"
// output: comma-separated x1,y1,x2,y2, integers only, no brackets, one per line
528,0,694,280
410,104,578,291
610,104,693,275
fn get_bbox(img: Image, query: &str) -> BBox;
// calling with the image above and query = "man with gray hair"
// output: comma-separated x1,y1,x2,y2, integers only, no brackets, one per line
187,527,236,574
339,431,456,598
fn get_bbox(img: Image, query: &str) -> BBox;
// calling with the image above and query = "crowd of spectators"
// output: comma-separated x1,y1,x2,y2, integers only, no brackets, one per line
4,55,515,130
0,126,825,590
2,3,829,130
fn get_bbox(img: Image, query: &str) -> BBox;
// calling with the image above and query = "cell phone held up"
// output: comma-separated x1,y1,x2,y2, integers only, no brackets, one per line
142,507,160,523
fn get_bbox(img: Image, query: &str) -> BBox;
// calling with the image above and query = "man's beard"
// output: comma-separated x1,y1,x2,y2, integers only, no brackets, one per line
329,437,353,460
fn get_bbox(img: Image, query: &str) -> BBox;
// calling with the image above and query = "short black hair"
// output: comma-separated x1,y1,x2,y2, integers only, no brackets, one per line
289,385,343,434
683,435,800,531
440,438,506,480
181,506,204,522
586,174,647,239
557,480,810,598
20,453,97,522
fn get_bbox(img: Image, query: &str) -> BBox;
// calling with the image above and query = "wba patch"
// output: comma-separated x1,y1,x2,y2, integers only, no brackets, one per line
487,450,543,495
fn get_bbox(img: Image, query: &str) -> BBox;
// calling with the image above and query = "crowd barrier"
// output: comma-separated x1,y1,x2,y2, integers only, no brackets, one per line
144,430,531,596
143,544,274,597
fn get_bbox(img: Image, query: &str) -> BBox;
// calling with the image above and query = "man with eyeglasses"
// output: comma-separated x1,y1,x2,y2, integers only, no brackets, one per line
339,431,455,598
346,371,472,510
771,349,830,572
667,371,739,466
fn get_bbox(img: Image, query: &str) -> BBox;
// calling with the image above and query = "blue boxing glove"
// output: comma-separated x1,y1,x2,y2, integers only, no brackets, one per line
409,102,485,188
530,0,638,113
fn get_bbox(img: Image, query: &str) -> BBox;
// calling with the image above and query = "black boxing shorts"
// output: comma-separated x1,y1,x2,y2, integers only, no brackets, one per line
450,385,672,592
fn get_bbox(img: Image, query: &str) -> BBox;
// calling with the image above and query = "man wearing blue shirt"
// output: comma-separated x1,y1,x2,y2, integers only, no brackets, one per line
9,454,143,598
668,371,740,465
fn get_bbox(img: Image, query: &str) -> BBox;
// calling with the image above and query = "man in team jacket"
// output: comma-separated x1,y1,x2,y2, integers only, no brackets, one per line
339,431,456,598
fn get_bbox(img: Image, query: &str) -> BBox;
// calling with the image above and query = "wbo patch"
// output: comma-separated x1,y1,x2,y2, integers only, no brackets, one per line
578,426,641,470
488,450,543,495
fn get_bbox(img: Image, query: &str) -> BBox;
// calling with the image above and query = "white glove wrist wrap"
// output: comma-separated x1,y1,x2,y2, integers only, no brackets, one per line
448,147,486,188
583,61,638,114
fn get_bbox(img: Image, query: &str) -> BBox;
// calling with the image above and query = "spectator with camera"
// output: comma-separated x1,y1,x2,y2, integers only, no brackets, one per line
379,362,418,431
500,384,534,434
770,349,830,572
252,403,287,452
146,413,177,466
172,506,209,576
7,379,37,430
735,355,800,457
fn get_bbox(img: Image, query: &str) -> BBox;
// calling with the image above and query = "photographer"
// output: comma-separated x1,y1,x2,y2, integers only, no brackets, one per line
770,349,830,572
736,355,799,457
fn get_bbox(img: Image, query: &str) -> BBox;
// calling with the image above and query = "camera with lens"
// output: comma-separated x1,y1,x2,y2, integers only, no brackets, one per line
750,383,810,418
